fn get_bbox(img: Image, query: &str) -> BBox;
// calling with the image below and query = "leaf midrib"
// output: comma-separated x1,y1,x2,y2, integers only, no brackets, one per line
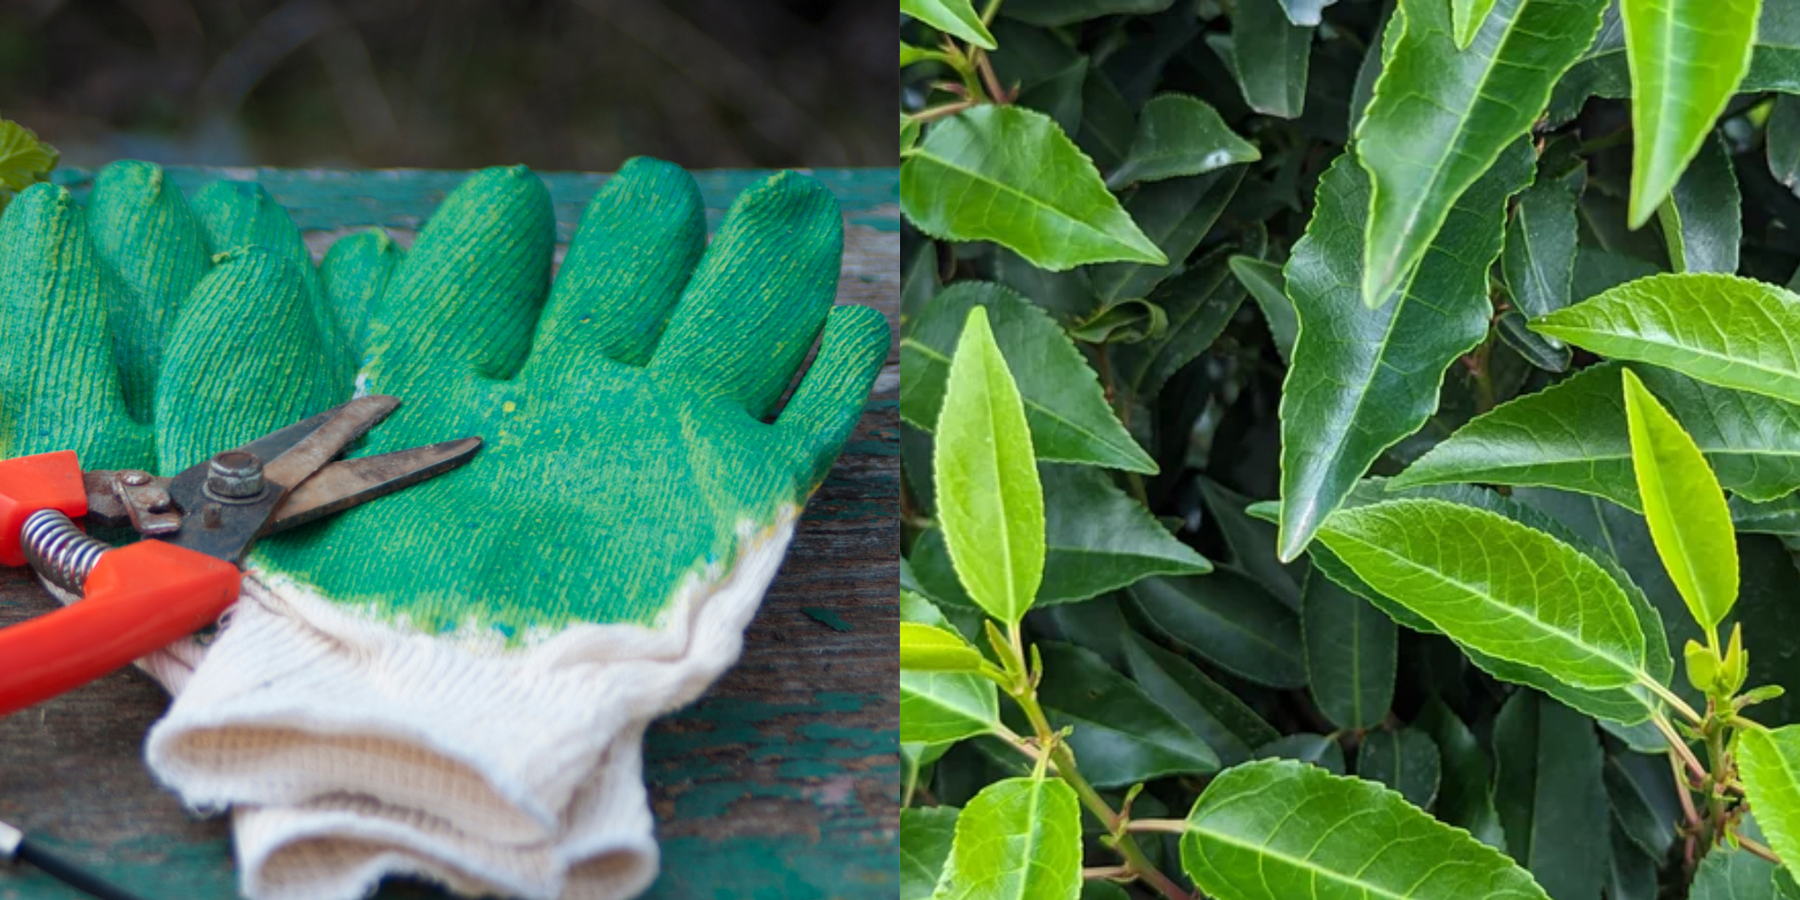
908,146,1143,253
1536,322,1800,396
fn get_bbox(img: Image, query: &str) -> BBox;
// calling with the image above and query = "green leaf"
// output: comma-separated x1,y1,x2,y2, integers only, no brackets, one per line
1604,751,1682,858
903,282,1158,473
901,807,961,900
930,776,1082,900
1606,821,1658,900
1535,273,1800,407
1737,726,1800,888
1038,464,1212,604
1277,141,1532,560
901,592,1002,744
1000,0,1174,27
1620,0,1762,226
1127,572,1307,688
1689,847,1793,900
1065,297,1164,345
1112,244,1252,399
1106,94,1260,188
1301,568,1396,730
1089,169,1244,307
1254,733,1346,774
1199,478,1305,609
1492,691,1607,900
1392,362,1800,510
901,0,997,49
1355,727,1441,809
1178,758,1549,900
1017,59,1089,136
1658,131,1741,275
935,306,1045,625
901,622,988,673
1075,70,1135,172
1210,0,1313,118
1036,642,1221,786
0,118,57,194
1227,255,1297,364
1454,0,1502,48
1736,494,1800,536
901,106,1166,271
1121,630,1279,767
1355,0,1604,305
1501,176,1579,367
1418,696,1508,848
1623,366,1739,635
1496,310,1572,373
1315,498,1651,691
1771,95,1800,193
1277,0,1339,26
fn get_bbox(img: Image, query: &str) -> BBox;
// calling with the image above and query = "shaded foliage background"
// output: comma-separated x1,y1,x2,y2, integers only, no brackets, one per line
0,0,893,169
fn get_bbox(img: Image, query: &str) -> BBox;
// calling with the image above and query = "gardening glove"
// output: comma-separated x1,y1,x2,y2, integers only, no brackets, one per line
139,159,889,900
0,160,349,691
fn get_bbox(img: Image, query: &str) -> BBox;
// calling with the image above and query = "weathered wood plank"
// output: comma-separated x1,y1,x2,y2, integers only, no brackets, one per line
0,166,898,900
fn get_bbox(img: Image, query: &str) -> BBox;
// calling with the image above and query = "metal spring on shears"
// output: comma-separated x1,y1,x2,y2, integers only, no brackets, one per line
20,509,109,597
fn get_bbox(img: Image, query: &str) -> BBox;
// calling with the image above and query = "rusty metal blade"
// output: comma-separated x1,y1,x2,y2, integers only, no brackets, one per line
262,395,402,494
262,437,482,535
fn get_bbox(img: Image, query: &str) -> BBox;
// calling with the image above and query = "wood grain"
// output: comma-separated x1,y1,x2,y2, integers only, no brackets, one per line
0,166,898,900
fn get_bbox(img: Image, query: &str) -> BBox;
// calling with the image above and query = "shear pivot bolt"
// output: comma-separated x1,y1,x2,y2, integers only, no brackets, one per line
206,451,265,501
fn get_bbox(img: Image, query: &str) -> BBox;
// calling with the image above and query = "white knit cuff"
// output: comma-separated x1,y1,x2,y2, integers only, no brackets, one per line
143,509,796,892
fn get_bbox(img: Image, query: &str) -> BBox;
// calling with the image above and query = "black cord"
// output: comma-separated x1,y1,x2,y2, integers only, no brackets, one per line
15,839,150,900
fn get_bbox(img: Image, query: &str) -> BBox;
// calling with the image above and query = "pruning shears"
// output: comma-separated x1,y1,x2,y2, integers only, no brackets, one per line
0,395,479,718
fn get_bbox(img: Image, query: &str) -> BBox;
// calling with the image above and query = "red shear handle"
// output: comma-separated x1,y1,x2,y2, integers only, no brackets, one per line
0,450,87,567
0,541,240,717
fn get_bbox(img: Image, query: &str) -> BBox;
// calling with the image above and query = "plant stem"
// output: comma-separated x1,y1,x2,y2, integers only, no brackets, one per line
905,100,976,124
979,0,1004,25
1643,677,1705,726
1740,836,1784,866
1653,713,1708,783
1126,819,1191,834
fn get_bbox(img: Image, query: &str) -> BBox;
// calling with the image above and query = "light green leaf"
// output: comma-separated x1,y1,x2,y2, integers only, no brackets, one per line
1355,0,1604,305
0,118,57,194
1392,362,1800,510
1277,141,1532,560
1038,464,1211,604
1535,273,1800,407
1355,727,1440,809
930,776,1081,900
1736,725,1800,888
1492,691,1607,900
902,282,1157,473
1227,255,1297,364
1554,2,1795,124
1210,0,1313,118
900,105,1165,271
901,0,997,49
901,592,1001,744
1621,0,1762,226
902,807,960,900
1623,366,1738,635
1121,630,1279,767
1689,847,1793,900
934,306,1044,625
1107,94,1259,188
1316,498,1650,691
1658,131,1740,274
901,622,987,673
1179,758,1550,900
1454,0,1502,48
1037,642,1220,786
1128,572,1306,688
1301,568,1396,730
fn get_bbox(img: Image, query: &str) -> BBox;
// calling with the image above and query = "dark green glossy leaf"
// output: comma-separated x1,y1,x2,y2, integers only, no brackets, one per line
1277,141,1532,560
1302,569,1396,730
1113,245,1251,398
1039,464,1211,604
1036,641,1221,787
1497,310,1572,373
1065,297,1164,344
1393,362,1800,510
1121,630,1280,767
1417,696,1508,849
1090,168,1244,306
1211,0,1312,118
1606,820,1658,900
1690,847,1794,900
1771,95,1800,193
901,806,960,900
901,0,997,49
1277,0,1339,26
901,106,1165,270
1355,727,1440,809
1001,0,1174,27
1107,94,1258,189
932,776,1082,900
1555,3,1797,124
1492,691,1607,900
1355,0,1604,305
1658,131,1741,275
1127,571,1307,688
1018,59,1090,136
1502,176,1579,371
1227,255,1296,364
1604,751,1682,858
902,282,1158,473
1075,70,1136,173
1199,478,1304,609
1254,733,1346,774
1178,759,1546,900
1734,494,1800,536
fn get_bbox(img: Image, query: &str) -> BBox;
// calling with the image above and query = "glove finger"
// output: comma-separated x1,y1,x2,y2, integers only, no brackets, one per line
365,166,552,411
190,180,354,394
320,228,403,375
155,247,339,475
526,157,704,376
649,171,842,419
776,304,889,492
0,184,152,468
84,160,211,425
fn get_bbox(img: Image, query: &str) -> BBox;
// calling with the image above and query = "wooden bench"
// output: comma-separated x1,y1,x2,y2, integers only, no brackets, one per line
0,166,899,900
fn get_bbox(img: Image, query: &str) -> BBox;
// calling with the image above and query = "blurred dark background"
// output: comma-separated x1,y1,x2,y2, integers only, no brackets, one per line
0,0,893,171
